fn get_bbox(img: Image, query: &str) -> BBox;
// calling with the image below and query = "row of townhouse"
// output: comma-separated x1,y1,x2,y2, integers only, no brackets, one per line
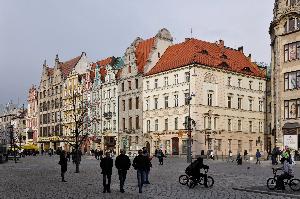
26,28,269,157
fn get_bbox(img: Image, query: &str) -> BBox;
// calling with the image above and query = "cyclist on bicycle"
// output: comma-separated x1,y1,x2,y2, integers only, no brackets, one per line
275,157,294,190
185,157,209,187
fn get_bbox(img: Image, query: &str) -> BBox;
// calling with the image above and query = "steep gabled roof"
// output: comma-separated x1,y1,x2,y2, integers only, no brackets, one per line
135,38,155,73
146,38,265,78
59,55,81,78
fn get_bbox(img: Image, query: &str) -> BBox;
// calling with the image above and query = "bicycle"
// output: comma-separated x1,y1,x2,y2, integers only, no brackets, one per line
179,169,214,188
267,168,300,191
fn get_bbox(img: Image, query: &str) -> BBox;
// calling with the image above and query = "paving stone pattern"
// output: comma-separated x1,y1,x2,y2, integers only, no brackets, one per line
0,156,299,199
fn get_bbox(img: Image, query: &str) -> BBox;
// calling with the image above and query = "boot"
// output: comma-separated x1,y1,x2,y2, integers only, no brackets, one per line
103,185,107,193
107,184,111,193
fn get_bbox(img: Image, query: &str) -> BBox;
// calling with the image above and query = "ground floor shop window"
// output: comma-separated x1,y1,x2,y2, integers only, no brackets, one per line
182,140,188,154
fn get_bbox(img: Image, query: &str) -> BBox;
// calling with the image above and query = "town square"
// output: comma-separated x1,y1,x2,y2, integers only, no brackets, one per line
0,0,300,198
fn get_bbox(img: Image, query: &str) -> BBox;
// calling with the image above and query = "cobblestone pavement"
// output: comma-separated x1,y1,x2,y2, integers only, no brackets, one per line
0,155,299,199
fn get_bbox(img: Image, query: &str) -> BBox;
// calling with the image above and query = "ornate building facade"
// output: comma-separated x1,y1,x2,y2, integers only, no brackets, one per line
144,38,267,157
26,85,38,144
270,0,300,149
118,28,173,154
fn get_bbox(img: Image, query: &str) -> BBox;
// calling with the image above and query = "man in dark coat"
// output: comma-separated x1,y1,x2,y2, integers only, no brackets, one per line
133,149,150,193
115,149,131,193
100,152,113,193
59,150,68,182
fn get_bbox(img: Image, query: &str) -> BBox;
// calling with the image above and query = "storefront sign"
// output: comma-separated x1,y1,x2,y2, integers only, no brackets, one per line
284,135,298,150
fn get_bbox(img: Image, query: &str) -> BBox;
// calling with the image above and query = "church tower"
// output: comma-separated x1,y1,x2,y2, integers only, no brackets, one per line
270,0,300,149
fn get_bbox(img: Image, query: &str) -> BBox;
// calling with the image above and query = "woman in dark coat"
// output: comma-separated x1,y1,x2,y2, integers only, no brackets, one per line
100,152,113,193
59,150,68,182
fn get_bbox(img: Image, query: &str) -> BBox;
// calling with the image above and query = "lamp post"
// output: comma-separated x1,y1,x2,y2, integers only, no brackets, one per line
8,125,17,163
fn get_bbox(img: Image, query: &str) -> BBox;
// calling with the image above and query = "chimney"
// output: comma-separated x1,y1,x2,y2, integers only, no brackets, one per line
81,52,86,56
238,46,244,53
219,39,224,47
185,38,191,42
43,59,47,67
248,54,252,61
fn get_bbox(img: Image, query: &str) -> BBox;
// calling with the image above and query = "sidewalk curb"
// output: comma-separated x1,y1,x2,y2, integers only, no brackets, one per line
232,187,300,198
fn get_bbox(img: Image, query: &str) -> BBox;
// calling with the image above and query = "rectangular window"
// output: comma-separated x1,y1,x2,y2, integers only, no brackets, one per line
136,97,139,109
217,139,222,151
154,79,158,89
259,121,263,133
297,99,300,118
249,140,253,152
259,82,263,91
249,121,253,133
238,120,242,131
147,120,150,133
128,81,132,90
285,100,289,119
285,73,289,90
129,98,132,110
123,118,126,130
113,120,116,130
238,140,242,152
164,77,168,86
289,18,296,32
249,81,253,90
129,117,132,130
136,116,140,129
238,79,242,88
128,65,131,73
238,98,242,109
122,100,125,111
249,99,253,111
227,96,232,108
174,94,179,107
132,79,137,90
155,119,158,131
185,72,190,83
154,98,158,109
185,93,190,105
285,45,289,62
208,93,213,106
122,82,124,92
182,140,188,154
208,117,212,129
164,96,169,108
165,118,168,131
175,117,178,130
228,119,232,131
289,42,297,60
146,81,150,90
227,77,231,86
214,117,217,130
259,101,263,112
146,99,149,111
174,74,178,85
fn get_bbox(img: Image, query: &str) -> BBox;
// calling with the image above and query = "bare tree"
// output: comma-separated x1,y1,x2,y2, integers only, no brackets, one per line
61,79,98,173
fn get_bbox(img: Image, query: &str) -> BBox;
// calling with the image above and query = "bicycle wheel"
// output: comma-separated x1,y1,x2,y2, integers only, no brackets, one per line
179,175,189,185
206,176,214,187
290,179,300,191
267,178,277,190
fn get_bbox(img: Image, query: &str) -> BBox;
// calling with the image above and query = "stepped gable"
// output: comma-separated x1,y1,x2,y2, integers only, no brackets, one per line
135,37,155,73
91,57,114,81
146,38,265,78
59,55,81,78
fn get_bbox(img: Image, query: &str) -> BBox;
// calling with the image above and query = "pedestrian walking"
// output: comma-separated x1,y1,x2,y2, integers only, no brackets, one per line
133,149,150,193
236,153,242,165
256,149,261,164
243,150,248,161
100,152,113,193
142,147,152,184
157,149,164,165
115,149,131,193
58,150,68,182
227,150,233,162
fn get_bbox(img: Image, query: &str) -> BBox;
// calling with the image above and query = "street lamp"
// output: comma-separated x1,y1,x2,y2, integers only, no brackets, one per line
8,125,17,163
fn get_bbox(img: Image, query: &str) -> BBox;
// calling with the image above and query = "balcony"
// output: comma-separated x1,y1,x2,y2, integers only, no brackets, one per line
103,112,112,119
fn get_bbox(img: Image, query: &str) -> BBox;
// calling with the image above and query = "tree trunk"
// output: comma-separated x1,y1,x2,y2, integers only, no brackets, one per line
75,146,80,173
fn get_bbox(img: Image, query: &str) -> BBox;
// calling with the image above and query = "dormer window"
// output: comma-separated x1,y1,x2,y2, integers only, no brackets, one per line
158,52,161,58
200,50,208,55
221,54,227,59
242,67,252,73
219,62,229,68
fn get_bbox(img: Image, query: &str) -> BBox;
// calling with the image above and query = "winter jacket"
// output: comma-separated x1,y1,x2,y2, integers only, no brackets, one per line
59,156,68,173
133,154,150,171
115,154,131,170
100,157,113,175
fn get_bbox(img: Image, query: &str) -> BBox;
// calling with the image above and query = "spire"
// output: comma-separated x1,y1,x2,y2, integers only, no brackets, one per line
55,54,59,63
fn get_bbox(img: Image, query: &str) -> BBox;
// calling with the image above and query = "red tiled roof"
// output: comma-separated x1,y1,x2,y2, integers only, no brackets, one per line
59,56,81,78
47,67,54,76
135,38,155,73
146,38,266,78
92,57,113,70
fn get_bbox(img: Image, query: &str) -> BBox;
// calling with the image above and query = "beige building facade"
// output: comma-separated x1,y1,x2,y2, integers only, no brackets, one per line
270,0,300,150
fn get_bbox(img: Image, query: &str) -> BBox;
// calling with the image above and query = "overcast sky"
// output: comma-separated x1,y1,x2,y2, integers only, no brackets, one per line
0,0,274,106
